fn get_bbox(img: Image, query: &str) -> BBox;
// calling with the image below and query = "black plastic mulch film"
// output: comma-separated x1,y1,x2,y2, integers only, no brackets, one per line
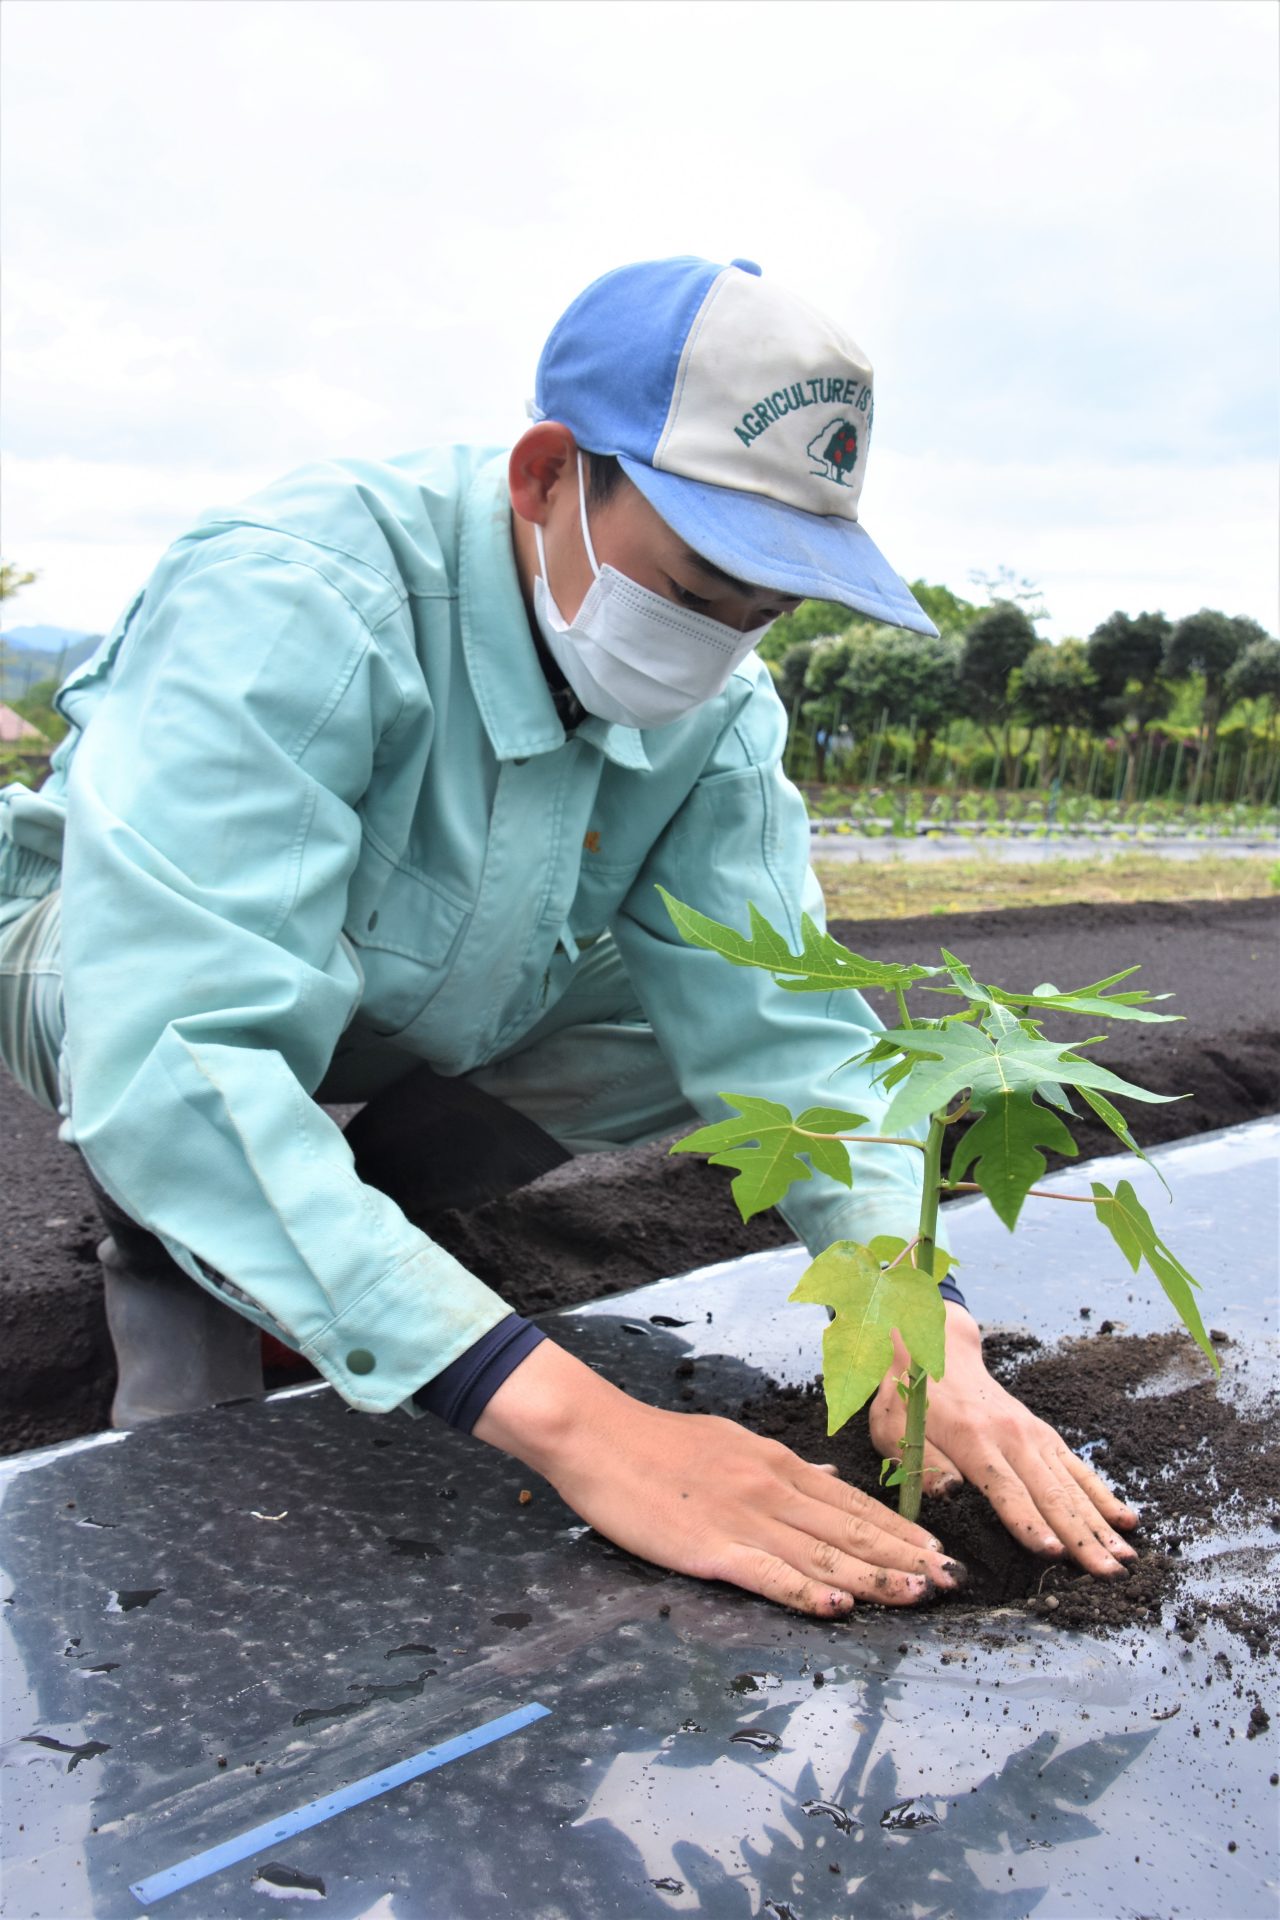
2,1120,1276,1918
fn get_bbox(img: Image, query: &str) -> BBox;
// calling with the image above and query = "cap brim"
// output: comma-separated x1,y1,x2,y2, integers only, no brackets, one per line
617,456,938,637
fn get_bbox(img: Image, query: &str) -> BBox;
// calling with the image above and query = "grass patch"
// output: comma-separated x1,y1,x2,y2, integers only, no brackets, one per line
814,852,1280,920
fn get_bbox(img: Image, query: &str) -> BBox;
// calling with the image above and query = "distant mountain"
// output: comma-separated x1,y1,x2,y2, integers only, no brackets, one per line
1,624,96,654
0,628,102,701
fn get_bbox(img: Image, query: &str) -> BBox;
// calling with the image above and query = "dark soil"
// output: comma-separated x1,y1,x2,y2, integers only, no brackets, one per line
740,1327,1280,1655
2,895,1277,1457
0,1088,116,1454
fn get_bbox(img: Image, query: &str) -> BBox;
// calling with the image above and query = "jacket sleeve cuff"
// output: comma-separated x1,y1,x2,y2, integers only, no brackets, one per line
299,1239,514,1412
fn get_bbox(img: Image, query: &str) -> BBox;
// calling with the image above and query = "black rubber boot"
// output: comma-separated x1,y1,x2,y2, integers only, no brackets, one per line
82,1167,264,1428
342,1061,571,1231
98,1234,265,1428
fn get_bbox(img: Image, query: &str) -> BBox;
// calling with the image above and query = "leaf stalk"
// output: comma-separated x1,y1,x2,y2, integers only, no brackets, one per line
938,1181,1114,1206
824,1133,927,1151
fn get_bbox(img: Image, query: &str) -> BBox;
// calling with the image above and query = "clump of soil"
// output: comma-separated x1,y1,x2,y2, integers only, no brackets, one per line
740,1327,1280,1654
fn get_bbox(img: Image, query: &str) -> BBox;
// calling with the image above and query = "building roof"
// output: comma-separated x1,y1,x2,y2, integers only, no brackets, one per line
0,703,46,744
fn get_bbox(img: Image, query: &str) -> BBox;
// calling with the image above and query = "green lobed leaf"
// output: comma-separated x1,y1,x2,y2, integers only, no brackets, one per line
949,1092,1079,1230
657,887,936,995
789,1235,950,1435
983,1001,1030,1042
1076,1085,1171,1196
935,948,994,1005
795,1104,875,1136
1090,1180,1219,1371
669,1094,867,1222
921,959,1179,1025
878,1021,1182,1136
999,984,1179,1024
847,1034,917,1094
740,902,801,973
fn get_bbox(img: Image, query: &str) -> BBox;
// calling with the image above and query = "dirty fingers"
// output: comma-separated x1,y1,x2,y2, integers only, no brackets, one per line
473,1340,960,1617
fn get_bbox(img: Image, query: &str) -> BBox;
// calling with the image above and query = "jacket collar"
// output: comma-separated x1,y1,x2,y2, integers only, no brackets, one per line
458,455,651,772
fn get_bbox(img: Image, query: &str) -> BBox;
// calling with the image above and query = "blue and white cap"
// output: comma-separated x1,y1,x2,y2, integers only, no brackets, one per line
534,255,937,636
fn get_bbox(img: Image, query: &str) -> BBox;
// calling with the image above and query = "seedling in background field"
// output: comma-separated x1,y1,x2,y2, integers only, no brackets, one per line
659,888,1218,1524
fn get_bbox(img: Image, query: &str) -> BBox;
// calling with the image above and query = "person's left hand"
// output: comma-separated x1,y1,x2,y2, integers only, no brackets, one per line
868,1302,1139,1577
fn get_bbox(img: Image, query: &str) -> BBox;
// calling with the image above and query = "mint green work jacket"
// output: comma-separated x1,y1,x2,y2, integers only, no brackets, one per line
0,446,924,1412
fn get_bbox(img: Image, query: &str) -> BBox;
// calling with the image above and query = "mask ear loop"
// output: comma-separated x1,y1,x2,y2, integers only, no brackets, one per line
534,450,601,592
576,452,602,579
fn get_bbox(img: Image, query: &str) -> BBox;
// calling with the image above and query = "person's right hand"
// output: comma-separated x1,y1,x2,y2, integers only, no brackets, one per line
471,1339,964,1617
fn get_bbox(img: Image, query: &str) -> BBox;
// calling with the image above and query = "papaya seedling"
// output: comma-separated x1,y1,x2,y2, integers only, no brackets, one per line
658,888,1217,1523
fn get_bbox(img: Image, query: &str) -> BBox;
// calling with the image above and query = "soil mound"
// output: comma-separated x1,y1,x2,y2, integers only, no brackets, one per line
741,1327,1280,1655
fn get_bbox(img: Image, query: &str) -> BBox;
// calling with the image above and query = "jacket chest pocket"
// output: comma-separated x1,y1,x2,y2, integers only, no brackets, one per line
345,846,470,965
568,855,644,949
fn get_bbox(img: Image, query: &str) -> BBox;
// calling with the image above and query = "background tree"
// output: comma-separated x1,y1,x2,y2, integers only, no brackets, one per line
764,584,974,781
968,564,1048,627
957,602,1039,784
776,641,814,710
1086,610,1173,801
801,636,855,781
776,639,817,774
837,623,962,773
1010,638,1098,779
1225,632,1280,742
1224,632,1280,802
759,581,977,667
1164,609,1261,797
756,600,851,667
906,579,981,637
11,675,68,749
0,561,40,602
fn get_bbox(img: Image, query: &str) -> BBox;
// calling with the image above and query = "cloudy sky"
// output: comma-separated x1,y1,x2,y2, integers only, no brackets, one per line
2,0,1276,641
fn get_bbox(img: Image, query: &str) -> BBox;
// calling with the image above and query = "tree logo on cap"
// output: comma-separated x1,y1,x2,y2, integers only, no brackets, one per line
807,417,859,486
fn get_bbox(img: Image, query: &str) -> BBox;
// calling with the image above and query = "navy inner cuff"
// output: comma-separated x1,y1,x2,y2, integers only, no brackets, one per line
412,1314,548,1434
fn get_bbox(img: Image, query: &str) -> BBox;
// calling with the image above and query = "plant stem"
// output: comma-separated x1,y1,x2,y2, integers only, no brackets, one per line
898,1109,947,1524
899,1360,930,1525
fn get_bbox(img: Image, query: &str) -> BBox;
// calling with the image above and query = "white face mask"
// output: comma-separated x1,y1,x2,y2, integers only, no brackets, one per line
531,455,775,729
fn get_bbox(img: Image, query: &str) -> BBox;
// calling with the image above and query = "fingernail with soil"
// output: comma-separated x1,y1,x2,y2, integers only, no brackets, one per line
936,1558,969,1590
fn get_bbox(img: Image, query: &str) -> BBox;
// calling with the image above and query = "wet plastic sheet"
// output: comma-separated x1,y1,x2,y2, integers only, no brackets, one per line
2,1120,1277,1919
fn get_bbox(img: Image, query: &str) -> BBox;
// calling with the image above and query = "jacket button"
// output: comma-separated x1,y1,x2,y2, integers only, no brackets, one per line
514,757,528,767
347,1348,376,1375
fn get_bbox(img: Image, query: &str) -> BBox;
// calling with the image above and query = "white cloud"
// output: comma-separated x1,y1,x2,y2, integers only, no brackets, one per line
1,0,1275,638
0,454,277,631
872,450,1279,638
